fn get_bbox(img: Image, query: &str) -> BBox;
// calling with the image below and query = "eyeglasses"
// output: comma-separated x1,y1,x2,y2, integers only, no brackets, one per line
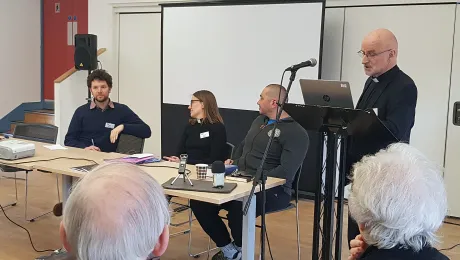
357,49,392,58
190,99,201,105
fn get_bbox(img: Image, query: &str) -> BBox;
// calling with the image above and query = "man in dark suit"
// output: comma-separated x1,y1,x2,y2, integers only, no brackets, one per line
347,28,418,245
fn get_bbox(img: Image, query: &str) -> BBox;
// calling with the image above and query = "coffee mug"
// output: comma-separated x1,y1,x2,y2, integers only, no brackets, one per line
195,164,208,180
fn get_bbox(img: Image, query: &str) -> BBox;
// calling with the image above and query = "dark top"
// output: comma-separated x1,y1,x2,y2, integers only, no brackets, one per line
64,101,151,152
232,115,309,195
360,245,449,260
176,120,228,165
347,65,418,176
355,65,417,142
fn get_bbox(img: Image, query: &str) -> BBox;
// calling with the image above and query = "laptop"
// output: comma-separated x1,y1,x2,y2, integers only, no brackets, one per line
299,79,354,109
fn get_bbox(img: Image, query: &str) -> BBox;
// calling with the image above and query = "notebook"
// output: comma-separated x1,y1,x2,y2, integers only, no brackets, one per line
103,154,161,164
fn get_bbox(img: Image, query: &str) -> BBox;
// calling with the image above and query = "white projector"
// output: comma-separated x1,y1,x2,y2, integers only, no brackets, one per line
0,140,35,160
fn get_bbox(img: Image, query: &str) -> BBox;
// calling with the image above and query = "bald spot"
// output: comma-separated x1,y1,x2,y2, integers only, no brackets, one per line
78,165,150,235
363,28,398,54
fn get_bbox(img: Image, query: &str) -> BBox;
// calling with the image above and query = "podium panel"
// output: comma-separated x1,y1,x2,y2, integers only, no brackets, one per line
284,103,397,260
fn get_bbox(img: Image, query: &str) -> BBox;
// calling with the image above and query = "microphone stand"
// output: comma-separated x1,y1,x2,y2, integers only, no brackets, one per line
243,68,298,260
86,70,92,103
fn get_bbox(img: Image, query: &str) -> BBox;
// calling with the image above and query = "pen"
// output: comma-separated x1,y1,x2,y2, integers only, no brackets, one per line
92,139,95,146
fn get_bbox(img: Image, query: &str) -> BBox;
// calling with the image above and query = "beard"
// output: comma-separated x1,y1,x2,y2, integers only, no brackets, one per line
95,96,109,103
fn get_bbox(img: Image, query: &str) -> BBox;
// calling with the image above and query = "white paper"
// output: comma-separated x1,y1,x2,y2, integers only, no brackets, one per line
44,144,68,150
129,153,154,158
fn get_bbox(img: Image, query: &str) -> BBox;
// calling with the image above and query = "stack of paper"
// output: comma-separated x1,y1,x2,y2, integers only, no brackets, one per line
43,144,68,150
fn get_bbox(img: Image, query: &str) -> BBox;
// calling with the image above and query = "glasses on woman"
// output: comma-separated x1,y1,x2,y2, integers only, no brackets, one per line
190,99,201,105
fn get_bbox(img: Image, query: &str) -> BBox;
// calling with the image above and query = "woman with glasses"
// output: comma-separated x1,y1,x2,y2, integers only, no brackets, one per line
163,90,228,165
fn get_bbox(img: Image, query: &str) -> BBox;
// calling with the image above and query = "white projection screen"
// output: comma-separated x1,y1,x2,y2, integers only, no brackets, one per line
162,1,325,111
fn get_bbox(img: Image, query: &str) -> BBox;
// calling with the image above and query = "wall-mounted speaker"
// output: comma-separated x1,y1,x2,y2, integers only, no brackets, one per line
74,34,97,71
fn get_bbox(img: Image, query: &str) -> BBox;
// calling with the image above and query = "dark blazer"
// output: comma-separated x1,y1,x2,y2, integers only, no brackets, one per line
347,65,417,172
355,65,417,143
359,245,449,260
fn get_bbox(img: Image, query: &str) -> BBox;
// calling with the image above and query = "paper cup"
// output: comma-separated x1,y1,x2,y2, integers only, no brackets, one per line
195,164,208,180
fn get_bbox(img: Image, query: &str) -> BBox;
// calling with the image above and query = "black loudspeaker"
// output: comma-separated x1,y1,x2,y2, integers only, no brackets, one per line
74,34,97,71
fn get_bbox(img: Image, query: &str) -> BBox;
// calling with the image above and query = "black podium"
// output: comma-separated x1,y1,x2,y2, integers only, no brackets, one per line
284,103,398,260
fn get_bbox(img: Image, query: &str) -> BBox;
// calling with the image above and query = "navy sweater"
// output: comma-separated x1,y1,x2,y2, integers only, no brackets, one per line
176,121,228,165
64,102,151,152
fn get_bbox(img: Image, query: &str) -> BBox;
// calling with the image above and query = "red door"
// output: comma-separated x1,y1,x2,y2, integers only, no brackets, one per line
43,0,88,100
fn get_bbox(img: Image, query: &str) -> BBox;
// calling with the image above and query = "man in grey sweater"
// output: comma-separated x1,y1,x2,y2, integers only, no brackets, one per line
190,84,309,260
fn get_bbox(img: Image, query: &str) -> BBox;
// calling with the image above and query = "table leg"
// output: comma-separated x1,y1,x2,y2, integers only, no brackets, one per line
62,175,73,207
242,195,256,260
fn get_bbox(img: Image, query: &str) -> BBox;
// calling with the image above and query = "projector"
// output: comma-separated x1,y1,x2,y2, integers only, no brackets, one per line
0,139,35,160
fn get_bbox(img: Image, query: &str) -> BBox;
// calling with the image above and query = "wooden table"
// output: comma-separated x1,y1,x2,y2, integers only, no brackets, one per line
0,139,286,260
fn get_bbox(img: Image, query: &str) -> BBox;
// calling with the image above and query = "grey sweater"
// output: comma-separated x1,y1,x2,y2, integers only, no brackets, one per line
233,115,309,194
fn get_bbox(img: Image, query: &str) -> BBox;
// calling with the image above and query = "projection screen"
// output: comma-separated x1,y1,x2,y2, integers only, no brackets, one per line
162,1,325,111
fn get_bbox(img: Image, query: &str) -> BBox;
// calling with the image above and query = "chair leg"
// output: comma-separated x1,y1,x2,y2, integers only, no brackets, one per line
187,201,218,258
296,204,301,260
24,171,29,220
168,199,192,237
169,207,192,237
14,172,18,202
56,174,61,202
0,172,17,208
206,236,212,260
24,170,54,222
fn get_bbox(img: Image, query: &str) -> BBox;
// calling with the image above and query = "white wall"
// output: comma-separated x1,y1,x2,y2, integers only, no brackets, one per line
444,6,460,218
321,8,345,80
324,3,460,217
118,12,162,156
89,0,167,96
90,0,460,78
326,0,454,6
340,4,455,166
0,1,40,116
54,71,89,146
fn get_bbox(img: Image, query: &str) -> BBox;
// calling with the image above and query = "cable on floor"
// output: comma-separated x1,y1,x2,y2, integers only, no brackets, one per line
0,203,55,253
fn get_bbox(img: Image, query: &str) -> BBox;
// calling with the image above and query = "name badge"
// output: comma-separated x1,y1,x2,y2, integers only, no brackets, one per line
200,131,210,139
105,123,115,129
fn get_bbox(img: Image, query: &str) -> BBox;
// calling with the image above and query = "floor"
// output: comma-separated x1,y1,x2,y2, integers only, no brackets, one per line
1,171,459,260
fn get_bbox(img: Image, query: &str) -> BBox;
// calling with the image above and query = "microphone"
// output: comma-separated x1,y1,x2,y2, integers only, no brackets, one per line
285,58,317,71
212,161,225,188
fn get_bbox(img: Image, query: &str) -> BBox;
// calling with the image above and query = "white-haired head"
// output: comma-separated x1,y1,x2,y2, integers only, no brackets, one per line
60,162,170,260
348,143,447,251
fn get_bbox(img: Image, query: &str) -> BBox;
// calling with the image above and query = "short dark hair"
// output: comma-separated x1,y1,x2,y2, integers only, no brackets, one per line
265,84,288,103
87,69,113,88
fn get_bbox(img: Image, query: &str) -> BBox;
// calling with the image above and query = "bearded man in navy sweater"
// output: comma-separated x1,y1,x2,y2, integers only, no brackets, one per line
64,69,151,152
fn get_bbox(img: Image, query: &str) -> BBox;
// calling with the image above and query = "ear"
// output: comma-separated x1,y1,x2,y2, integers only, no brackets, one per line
60,221,72,252
152,225,170,257
389,50,396,58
